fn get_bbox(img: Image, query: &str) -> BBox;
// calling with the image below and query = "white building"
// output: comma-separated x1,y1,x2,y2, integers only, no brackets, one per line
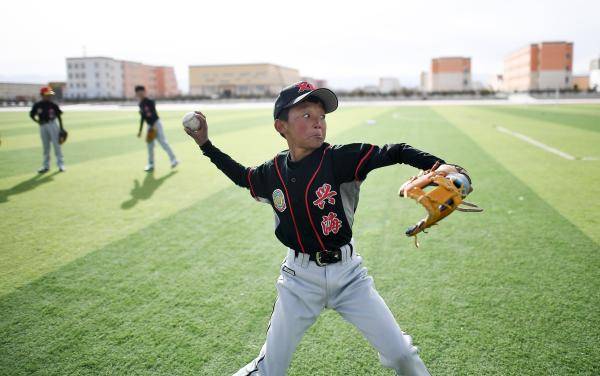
65,57,124,99
591,58,600,92
379,77,401,94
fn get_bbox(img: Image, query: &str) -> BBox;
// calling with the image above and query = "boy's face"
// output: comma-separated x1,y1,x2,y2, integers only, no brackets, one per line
275,101,327,150
135,90,145,100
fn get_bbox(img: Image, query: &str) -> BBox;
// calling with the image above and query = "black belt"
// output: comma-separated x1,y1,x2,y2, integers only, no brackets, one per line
296,244,354,267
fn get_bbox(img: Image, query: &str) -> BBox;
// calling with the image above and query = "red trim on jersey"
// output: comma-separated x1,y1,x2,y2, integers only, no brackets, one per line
246,168,258,200
354,144,375,181
304,147,329,251
274,155,306,254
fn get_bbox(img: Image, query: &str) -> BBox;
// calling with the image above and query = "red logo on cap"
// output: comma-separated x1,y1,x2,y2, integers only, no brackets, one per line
296,82,315,92
40,87,54,96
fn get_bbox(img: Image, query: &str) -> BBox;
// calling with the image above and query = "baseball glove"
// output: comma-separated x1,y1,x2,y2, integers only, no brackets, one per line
146,127,157,143
58,128,68,145
399,162,482,247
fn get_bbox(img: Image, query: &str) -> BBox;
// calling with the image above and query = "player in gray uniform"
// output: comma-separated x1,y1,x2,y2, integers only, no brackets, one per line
135,85,178,172
29,86,65,173
185,82,472,375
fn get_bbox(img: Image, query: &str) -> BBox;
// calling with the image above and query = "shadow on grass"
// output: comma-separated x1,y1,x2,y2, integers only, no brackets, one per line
0,171,60,203
120,170,177,209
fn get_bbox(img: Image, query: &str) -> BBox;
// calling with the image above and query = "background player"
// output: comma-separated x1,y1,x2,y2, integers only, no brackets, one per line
29,86,65,173
135,85,178,172
185,82,471,375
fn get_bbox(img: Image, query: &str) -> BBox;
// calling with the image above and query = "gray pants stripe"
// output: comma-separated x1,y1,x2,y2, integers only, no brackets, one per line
39,120,64,169
147,119,176,165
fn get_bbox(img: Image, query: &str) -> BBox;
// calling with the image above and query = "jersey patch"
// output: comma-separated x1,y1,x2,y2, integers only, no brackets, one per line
312,183,337,209
272,188,287,212
321,212,342,235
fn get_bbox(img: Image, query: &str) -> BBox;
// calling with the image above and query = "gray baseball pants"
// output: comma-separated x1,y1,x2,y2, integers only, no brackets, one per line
147,119,176,166
234,241,430,376
39,120,64,169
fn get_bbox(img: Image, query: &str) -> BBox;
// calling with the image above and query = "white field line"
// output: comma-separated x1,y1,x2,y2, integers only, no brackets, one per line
495,125,598,161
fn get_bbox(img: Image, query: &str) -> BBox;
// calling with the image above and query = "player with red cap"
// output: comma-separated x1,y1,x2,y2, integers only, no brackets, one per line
29,86,66,173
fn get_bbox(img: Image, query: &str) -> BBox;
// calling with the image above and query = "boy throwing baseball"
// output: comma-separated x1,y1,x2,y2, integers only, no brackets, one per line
185,82,472,375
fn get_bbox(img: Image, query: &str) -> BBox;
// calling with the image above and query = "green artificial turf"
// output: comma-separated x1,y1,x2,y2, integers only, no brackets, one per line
0,104,598,375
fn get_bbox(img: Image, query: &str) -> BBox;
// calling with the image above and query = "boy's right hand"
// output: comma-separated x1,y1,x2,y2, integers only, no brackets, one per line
184,111,209,147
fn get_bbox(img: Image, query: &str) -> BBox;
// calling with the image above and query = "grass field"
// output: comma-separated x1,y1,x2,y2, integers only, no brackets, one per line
0,103,599,375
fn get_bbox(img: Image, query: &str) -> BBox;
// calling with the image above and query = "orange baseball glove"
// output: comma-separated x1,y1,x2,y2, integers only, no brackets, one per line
399,163,482,247
146,127,157,143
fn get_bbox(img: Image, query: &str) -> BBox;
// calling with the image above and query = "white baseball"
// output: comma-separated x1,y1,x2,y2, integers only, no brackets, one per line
182,112,201,131
447,173,471,198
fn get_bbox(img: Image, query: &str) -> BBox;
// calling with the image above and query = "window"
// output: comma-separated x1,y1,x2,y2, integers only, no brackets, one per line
95,62,99,68
95,73,99,78
565,77,569,84
68,63,72,69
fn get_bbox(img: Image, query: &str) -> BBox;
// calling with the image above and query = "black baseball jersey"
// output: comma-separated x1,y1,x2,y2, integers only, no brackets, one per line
29,100,62,124
139,98,159,126
201,141,445,254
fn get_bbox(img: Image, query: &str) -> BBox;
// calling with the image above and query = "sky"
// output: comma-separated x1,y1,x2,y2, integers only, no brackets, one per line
1,0,598,91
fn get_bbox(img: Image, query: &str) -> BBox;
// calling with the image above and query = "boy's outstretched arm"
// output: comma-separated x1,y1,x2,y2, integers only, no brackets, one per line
184,112,250,189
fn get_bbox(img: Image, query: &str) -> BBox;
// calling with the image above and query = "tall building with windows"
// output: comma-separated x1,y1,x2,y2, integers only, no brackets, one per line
188,63,300,97
65,57,179,99
66,57,124,99
427,57,471,92
503,41,573,92
122,61,155,98
154,66,179,98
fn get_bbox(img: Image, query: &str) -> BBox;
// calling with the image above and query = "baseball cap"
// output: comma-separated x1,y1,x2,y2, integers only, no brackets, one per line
273,82,338,120
40,86,55,96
